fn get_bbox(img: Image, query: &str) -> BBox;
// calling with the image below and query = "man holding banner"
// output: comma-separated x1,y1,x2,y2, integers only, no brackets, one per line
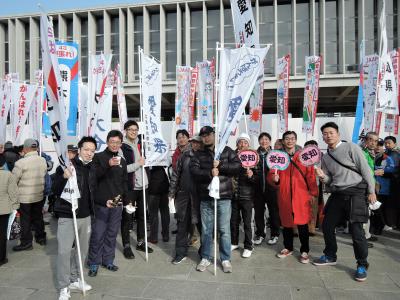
191,126,241,273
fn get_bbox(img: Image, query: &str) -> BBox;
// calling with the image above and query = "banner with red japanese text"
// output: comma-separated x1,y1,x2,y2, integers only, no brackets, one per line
385,49,400,133
40,14,69,167
0,80,11,144
276,55,290,133
11,83,37,145
175,66,191,131
302,56,321,134
362,55,379,133
197,61,214,130
115,64,128,131
140,51,169,166
189,67,198,136
29,71,44,141
88,53,112,136
93,86,113,152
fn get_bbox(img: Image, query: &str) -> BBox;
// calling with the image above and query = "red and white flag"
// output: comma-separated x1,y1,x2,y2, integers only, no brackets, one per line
276,55,290,133
115,64,128,131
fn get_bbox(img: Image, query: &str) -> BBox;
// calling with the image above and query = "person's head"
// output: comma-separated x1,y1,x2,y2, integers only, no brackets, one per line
236,133,251,151
258,132,271,150
106,130,123,153
384,136,397,151
189,135,202,152
274,139,283,150
376,139,385,154
199,126,215,147
321,122,340,148
365,132,379,151
176,129,190,148
22,138,39,154
124,120,139,141
67,144,79,160
282,131,297,152
78,136,97,162
304,140,318,147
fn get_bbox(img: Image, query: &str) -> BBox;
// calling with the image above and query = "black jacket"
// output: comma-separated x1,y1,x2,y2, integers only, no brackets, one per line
53,156,97,218
190,146,241,201
92,148,129,206
234,153,259,201
146,166,169,195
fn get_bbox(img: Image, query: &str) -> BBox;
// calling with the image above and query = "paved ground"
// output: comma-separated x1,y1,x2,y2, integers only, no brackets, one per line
1,215,400,300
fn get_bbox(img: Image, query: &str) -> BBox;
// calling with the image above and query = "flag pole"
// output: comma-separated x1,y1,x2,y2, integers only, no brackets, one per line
138,46,149,262
72,205,86,297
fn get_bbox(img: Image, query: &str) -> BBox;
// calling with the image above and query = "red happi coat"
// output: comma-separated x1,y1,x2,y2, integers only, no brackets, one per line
267,151,318,227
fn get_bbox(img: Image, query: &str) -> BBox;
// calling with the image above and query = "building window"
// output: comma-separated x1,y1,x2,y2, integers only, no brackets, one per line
67,19,73,41
25,22,30,80
259,4,274,76
150,13,160,60
207,8,219,61
81,18,88,81
96,16,104,53
345,0,358,73
296,2,310,74
111,16,119,69
325,0,339,73
224,8,235,45
134,14,143,80
364,0,377,56
166,11,177,80
190,9,202,65
277,2,292,71
386,0,398,50
4,23,9,74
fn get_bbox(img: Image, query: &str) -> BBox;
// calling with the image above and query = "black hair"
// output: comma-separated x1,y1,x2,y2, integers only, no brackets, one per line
258,132,271,141
78,136,97,149
304,140,318,147
107,130,123,142
124,120,139,130
282,131,297,140
384,136,397,143
0,155,5,167
176,129,189,139
321,122,339,132
378,139,384,146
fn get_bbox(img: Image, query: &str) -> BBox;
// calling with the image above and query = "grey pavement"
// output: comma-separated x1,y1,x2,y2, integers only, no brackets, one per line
2,215,400,300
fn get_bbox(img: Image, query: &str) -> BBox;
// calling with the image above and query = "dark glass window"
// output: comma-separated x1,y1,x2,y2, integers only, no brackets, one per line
166,11,177,79
325,0,339,73
224,8,235,45
96,16,104,53
150,13,160,59
207,8,219,60
259,4,274,75
134,14,143,80
81,18,88,80
190,9,202,65
277,3,292,71
345,0,358,72
296,2,310,74
110,16,119,69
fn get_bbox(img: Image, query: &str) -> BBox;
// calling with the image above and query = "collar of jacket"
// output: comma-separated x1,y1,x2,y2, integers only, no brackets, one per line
75,155,92,166
123,137,137,148
24,151,39,158
105,148,119,156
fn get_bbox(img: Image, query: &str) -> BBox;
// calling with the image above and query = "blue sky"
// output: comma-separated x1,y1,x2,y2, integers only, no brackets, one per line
0,0,156,17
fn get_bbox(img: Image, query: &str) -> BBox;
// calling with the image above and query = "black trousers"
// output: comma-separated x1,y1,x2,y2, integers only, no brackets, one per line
148,193,170,241
0,214,9,262
121,190,146,246
231,199,253,250
19,200,46,245
322,195,368,267
283,224,309,253
254,189,280,238
175,203,192,257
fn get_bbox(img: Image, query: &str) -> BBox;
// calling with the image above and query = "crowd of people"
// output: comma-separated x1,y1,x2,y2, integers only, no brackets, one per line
0,121,399,299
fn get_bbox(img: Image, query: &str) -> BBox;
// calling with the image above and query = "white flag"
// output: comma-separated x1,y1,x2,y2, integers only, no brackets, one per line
78,73,88,139
140,51,169,166
93,86,113,152
0,79,11,144
230,0,259,47
115,64,128,131
61,166,81,211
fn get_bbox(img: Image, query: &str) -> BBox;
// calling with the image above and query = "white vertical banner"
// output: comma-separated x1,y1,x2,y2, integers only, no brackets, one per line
276,55,290,133
40,14,69,167
29,70,44,141
196,61,214,129
11,83,37,145
363,55,380,133
93,86,113,152
230,0,259,47
175,66,191,131
216,46,269,159
0,80,11,145
87,53,112,136
140,52,169,166
115,64,128,131
78,72,88,139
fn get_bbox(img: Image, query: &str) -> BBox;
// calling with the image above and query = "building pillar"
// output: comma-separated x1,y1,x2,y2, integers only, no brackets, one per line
127,8,134,82
0,23,5,76
15,19,24,79
88,11,96,56
29,17,39,81
160,5,166,79
143,6,150,55
338,0,345,73
104,10,111,55
320,0,326,74
119,8,126,80
177,4,182,66
185,2,190,66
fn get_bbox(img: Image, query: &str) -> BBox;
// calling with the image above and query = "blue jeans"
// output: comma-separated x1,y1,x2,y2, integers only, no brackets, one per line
200,199,231,262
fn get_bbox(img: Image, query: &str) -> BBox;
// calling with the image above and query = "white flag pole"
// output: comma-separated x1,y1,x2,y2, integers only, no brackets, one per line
374,0,385,129
39,74,44,156
72,203,86,297
139,46,149,262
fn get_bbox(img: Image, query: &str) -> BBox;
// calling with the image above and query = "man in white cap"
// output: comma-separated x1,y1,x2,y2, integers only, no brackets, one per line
12,138,48,251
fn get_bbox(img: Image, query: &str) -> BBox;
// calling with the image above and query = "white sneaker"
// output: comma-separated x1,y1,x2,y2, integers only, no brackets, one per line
69,278,92,292
196,258,211,272
267,236,279,245
253,236,264,245
242,249,252,258
383,225,393,231
221,260,232,273
58,288,70,300
231,244,239,251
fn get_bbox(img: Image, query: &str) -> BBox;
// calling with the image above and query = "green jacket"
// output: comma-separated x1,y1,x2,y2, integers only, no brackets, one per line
362,148,375,181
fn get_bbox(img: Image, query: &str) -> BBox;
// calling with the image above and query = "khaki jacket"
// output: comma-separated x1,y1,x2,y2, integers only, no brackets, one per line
12,151,47,204
0,166,19,215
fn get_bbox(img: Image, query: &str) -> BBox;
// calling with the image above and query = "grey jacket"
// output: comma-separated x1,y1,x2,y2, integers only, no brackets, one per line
0,166,19,215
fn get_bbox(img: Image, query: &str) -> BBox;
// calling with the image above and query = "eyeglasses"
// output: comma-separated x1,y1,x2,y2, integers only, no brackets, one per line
284,137,296,141
126,128,138,132
108,141,122,145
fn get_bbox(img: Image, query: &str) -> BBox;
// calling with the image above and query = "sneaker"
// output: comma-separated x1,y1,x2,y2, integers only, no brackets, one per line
383,225,393,231
242,249,252,258
136,241,154,253
69,278,92,292
13,243,33,251
253,235,264,245
355,265,367,282
196,258,211,272
221,260,232,273
367,236,378,242
231,244,239,251
267,236,279,245
102,264,119,272
312,255,337,266
58,287,70,300
123,246,135,259
299,252,310,264
276,248,293,258
172,256,187,265
88,265,99,277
